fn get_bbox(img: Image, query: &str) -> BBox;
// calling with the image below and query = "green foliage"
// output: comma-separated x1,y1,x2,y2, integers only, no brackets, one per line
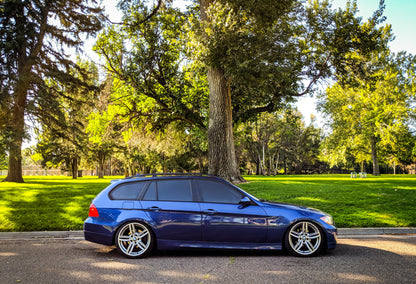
94,1,208,130
191,0,383,123
34,59,100,178
319,51,416,173
236,110,323,175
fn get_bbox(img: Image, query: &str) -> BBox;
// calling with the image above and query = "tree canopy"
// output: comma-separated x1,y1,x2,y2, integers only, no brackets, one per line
0,0,103,182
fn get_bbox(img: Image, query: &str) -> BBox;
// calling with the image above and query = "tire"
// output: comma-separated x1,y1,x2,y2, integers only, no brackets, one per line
115,222,155,258
285,221,324,257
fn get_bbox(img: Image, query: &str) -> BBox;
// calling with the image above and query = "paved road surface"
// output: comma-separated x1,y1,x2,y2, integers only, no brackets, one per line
1,236,415,283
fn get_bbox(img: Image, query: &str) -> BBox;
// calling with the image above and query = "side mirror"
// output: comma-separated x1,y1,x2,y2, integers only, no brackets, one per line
238,196,252,209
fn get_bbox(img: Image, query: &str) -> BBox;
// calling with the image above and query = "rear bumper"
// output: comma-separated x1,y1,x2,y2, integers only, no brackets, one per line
84,219,114,246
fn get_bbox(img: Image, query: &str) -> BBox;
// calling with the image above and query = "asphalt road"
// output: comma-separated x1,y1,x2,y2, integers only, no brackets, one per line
0,236,415,284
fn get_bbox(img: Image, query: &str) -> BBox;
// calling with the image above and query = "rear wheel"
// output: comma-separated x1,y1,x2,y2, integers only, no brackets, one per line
115,222,154,258
285,221,324,257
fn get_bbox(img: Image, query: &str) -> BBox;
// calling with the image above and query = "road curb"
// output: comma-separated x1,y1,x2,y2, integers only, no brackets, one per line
337,227,416,236
0,231,84,241
1,228,415,241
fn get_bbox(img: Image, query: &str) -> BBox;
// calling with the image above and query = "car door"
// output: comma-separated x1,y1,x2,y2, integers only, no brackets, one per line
140,179,202,241
195,179,268,243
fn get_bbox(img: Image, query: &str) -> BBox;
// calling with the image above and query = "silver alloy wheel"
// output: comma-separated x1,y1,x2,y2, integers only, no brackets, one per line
287,221,322,256
117,222,152,257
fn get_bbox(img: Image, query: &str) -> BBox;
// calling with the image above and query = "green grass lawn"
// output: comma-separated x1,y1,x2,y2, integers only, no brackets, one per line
0,176,123,232
240,175,416,228
0,174,415,231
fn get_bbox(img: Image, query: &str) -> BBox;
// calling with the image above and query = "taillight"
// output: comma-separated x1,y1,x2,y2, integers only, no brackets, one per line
89,204,99,217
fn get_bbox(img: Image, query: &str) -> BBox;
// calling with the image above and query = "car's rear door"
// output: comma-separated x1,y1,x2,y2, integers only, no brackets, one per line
195,179,268,243
140,179,202,241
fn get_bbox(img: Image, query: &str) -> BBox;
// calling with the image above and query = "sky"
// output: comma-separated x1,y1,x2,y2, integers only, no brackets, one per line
297,0,416,126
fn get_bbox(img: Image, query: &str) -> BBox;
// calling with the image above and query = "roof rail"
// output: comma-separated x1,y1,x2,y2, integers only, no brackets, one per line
123,173,218,180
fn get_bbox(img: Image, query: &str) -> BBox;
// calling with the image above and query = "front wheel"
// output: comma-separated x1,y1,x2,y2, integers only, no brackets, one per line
115,222,154,258
285,221,324,257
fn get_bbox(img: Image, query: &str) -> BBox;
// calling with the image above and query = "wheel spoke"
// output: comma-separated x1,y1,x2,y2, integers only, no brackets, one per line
305,240,315,252
294,240,303,251
290,231,300,238
119,236,131,242
126,242,135,255
139,230,149,238
302,222,308,233
129,223,136,234
309,232,320,239
137,240,147,251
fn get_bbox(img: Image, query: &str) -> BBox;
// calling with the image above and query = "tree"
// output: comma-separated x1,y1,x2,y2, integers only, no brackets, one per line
236,110,323,175
34,59,99,179
95,0,388,182
0,0,103,182
319,52,416,175
195,0,391,181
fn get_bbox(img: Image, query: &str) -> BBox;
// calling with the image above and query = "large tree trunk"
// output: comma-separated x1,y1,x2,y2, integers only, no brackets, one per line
207,68,244,183
200,0,244,183
4,137,24,183
370,136,380,176
3,82,27,183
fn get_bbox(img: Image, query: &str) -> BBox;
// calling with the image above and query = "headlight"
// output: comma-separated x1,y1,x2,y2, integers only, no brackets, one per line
320,215,334,225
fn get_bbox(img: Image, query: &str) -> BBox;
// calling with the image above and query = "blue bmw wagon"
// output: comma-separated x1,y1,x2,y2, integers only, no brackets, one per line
84,174,337,258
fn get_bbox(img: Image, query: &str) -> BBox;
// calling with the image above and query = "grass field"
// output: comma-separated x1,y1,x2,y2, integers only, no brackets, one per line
0,174,415,231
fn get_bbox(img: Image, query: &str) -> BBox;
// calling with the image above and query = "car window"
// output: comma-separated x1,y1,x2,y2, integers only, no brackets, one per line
196,179,243,204
110,181,146,200
157,180,192,202
142,181,157,201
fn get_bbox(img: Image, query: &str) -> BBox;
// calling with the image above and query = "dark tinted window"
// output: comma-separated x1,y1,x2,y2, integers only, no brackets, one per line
142,182,157,201
158,180,192,202
110,182,145,200
196,179,243,204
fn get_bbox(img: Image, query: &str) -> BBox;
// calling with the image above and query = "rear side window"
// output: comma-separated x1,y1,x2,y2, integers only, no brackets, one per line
196,179,243,204
110,182,146,200
142,180,193,202
158,180,192,202
142,182,157,201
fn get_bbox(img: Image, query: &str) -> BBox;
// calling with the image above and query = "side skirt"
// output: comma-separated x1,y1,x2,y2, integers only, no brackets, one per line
157,239,282,251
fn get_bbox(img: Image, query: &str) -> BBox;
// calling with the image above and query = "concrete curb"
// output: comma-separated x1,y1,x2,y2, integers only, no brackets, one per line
0,228,415,241
337,227,416,236
0,231,84,241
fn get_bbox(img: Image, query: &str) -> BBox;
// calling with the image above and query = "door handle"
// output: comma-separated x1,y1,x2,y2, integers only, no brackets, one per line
203,209,217,215
147,206,161,212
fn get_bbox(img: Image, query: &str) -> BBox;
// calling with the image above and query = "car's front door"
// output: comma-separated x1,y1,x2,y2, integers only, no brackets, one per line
195,179,268,243
140,179,202,241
